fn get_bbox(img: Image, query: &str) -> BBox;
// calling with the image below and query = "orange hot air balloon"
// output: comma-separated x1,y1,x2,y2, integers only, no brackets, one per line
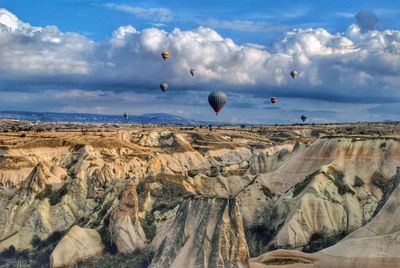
161,51,169,61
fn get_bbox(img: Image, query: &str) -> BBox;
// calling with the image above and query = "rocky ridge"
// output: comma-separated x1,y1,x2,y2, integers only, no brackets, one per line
0,122,399,267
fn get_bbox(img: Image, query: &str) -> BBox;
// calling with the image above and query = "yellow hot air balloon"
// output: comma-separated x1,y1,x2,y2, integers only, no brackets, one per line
161,51,169,61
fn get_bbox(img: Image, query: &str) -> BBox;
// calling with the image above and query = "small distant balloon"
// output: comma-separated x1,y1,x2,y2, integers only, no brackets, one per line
271,97,278,104
290,70,298,79
190,69,195,77
301,114,308,122
161,51,169,61
208,91,227,115
160,82,168,92
123,113,129,120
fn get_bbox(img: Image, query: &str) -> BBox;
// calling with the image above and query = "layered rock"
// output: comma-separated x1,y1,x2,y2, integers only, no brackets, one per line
110,181,146,253
250,170,400,268
50,225,104,268
150,198,250,268
0,123,399,267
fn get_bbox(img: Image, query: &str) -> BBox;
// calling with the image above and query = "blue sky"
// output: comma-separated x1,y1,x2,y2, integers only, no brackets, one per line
2,0,400,43
0,1,399,123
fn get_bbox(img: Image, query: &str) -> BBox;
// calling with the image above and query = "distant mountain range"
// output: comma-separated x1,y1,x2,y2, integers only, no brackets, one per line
0,111,212,125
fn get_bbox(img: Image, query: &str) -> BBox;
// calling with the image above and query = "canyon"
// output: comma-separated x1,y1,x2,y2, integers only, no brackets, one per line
0,120,399,267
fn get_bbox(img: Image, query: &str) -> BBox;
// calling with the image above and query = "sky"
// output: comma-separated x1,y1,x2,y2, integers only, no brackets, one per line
0,1,399,124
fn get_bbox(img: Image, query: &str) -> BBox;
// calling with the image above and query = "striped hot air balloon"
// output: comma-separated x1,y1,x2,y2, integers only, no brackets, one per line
161,51,169,61
208,91,227,115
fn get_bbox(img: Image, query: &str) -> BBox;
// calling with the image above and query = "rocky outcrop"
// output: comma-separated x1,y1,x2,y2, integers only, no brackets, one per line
50,225,104,268
250,170,400,268
111,181,146,253
275,165,362,249
150,198,250,268
0,124,400,267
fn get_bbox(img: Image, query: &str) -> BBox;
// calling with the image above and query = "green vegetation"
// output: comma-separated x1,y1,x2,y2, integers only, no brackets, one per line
260,185,273,199
322,167,355,195
372,172,400,217
35,184,69,206
245,225,276,257
371,171,388,192
262,257,311,265
77,249,153,268
302,231,348,253
0,231,66,267
141,213,157,241
98,226,118,255
337,184,355,195
353,176,365,187
293,170,319,197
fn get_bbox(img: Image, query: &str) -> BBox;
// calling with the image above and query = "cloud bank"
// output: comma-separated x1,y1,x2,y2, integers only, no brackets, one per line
0,8,399,122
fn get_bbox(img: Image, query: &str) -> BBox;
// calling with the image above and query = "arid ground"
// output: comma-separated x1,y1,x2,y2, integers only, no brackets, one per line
0,120,399,267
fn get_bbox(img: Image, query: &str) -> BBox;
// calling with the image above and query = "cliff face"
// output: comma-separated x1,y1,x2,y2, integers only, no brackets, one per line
150,198,249,268
0,122,399,267
250,170,400,268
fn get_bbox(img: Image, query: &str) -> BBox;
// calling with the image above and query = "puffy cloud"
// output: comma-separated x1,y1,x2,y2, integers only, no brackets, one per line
0,9,94,81
1,7,400,108
104,3,173,22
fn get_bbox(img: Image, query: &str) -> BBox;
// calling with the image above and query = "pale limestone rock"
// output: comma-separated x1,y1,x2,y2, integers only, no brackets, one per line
50,225,104,268
275,166,363,249
150,198,250,268
111,182,146,253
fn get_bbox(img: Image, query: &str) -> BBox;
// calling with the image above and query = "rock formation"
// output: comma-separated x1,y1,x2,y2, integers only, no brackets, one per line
0,121,399,267
50,225,104,267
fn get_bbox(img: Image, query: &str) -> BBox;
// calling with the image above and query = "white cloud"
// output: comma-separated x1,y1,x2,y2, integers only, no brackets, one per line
202,19,287,32
0,9,94,77
104,3,173,22
1,7,400,108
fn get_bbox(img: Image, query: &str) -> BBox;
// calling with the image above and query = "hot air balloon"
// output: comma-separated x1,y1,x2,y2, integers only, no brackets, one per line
301,114,308,122
208,91,227,115
160,82,168,93
190,69,195,77
271,97,278,104
290,70,298,79
161,51,169,61
123,113,129,120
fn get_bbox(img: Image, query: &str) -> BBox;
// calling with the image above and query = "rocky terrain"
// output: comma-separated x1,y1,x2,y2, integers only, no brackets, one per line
0,120,399,267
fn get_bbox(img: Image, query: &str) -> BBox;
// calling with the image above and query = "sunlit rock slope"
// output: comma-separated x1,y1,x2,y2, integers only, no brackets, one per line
0,120,399,267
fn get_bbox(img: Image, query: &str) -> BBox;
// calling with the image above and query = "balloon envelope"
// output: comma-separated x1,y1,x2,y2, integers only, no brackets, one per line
160,82,168,92
301,114,307,122
290,70,298,79
190,69,195,76
161,51,169,61
271,97,278,104
208,91,227,115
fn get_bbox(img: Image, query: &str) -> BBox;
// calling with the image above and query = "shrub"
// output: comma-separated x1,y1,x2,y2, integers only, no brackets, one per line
354,176,365,187
260,186,273,199
99,227,118,255
31,234,42,248
303,231,348,253
1,245,16,258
